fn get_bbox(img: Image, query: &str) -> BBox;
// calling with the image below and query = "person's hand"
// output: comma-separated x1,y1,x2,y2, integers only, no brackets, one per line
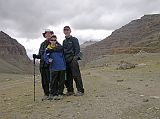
49,58,53,63
73,56,79,61
33,54,37,59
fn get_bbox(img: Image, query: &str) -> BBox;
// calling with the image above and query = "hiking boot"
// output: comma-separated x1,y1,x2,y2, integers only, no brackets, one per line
52,95,58,100
66,92,75,96
42,95,49,101
47,94,54,100
74,91,84,96
57,95,64,100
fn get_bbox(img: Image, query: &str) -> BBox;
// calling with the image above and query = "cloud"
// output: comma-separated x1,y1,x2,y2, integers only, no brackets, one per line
0,0,160,58
0,0,160,39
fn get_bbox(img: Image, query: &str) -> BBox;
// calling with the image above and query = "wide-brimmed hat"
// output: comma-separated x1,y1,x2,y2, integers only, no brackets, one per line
42,29,54,38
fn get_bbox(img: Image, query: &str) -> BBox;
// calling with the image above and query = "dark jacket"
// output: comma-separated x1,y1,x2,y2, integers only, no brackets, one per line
44,44,66,71
38,40,50,68
63,36,81,63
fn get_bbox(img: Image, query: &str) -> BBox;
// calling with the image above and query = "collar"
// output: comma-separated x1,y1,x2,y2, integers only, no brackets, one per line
65,35,72,39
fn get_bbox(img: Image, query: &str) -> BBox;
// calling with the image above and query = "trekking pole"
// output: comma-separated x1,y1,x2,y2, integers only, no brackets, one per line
33,57,36,101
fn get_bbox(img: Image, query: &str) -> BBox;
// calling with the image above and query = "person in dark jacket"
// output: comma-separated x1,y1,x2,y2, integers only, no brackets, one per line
38,29,54,100
63,26,84,96
44,35,66,100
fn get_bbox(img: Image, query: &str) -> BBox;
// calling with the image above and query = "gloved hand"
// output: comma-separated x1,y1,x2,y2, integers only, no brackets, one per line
33,54,37,59
33,54,40,59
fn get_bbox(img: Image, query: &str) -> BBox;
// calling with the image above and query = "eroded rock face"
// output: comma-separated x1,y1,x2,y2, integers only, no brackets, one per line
0,31,32,74
0,31,26,56
82,14,160,63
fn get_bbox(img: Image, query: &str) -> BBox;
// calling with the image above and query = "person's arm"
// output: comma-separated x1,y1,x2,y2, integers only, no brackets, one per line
72,37,81,60
43,49,49,64
38,42,47,60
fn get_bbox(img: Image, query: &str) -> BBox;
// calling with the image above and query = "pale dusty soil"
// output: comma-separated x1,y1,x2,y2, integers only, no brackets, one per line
0,54,160,119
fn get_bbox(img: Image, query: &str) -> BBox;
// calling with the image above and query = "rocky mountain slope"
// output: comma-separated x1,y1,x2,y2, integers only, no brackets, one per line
0,31,33,74
83,14,160,63
80,40,97,50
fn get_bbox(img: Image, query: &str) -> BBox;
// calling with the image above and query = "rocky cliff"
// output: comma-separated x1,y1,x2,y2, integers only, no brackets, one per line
83,14,160,63
0,31,33,74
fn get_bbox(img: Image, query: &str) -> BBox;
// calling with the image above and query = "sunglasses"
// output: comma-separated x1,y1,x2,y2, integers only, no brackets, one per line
64,29,70,31
50,40,57,42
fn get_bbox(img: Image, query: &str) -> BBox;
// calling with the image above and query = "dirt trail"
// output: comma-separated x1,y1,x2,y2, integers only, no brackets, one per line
0,65,160,119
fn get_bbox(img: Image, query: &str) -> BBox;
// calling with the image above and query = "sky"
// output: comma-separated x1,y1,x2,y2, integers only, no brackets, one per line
0,0,160,59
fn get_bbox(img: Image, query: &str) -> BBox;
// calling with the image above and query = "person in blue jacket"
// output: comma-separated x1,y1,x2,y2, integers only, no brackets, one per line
44,35,66,100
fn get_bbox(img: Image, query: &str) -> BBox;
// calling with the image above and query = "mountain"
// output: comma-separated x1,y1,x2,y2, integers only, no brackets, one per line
0,31,33,74
80,40,97,50
83,14,160,63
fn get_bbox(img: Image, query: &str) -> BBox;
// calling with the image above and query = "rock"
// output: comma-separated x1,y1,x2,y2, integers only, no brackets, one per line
150,96,160,99
145,84,149,87
46,106,50,108
137,63,147,67
4,97,11,101
24,93,30,96
117,79,124,82
26,104,33,108
100,95,105,97
7,103,11,105
117,61,135,70
86,72,91,75
143,99,149,102
5,78,11,81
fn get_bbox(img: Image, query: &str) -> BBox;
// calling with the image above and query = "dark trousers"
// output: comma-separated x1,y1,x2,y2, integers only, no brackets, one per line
65,60,84,93
40,67,50,96
50,70,65,96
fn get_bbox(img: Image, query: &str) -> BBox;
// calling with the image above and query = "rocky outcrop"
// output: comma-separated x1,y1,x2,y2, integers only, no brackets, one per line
80,41,97,50
0,31,33,74
117,61,135,70
83,14,160,63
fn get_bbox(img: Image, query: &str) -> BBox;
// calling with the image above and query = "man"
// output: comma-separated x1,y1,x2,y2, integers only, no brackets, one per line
63,26,84,96
34,29,54,100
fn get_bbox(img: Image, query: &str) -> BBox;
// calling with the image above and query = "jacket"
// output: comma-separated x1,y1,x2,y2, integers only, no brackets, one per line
63,36,82,63
38,40,50,68
44,44,66,71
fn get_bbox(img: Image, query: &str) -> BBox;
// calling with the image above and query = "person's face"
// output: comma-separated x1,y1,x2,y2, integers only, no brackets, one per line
45,32,53,39
49,37,57,45
63,28,71,37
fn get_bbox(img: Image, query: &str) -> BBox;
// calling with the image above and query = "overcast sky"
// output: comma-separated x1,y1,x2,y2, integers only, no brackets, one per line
0,0,160,58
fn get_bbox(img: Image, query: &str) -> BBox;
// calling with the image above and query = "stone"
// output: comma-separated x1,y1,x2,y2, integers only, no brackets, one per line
117,61,135,70
143,99,149,102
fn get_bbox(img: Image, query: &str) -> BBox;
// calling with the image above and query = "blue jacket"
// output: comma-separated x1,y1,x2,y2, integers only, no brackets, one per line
44,45,66,71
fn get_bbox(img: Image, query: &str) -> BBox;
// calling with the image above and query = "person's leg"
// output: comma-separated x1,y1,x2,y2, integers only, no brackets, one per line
65,64,74,94
40,67,50,96
50,71,59,96
71,60,84,94
58,70,65,95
